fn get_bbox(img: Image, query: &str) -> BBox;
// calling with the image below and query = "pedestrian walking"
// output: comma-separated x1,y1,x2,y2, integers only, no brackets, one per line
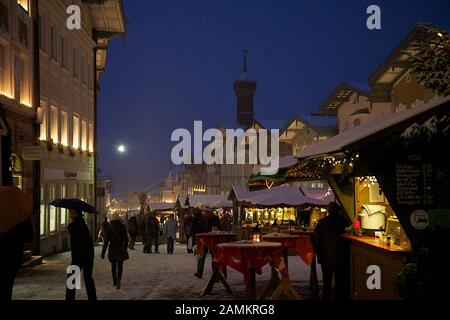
101,213,129,290
128,215,138,250
140,213,149,253
66,209,97,301
99,217,109,242
182,213,193,253
313,202,349,301
147,213,160,254
163,215,177,254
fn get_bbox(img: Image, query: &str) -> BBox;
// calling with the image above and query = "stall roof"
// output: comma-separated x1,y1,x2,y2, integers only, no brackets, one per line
179,195,232,209
229,185,330,208
298,96,450,159
148,202,175,211
251,155,298,176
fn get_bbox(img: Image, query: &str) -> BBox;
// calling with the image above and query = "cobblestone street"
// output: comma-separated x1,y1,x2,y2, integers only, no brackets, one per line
13,243,322,300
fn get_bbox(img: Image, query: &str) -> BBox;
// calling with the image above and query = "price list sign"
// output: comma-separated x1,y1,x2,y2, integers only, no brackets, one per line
396,163,434,205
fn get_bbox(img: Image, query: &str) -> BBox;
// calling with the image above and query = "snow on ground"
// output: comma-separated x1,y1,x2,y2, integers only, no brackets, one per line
13,243,322,300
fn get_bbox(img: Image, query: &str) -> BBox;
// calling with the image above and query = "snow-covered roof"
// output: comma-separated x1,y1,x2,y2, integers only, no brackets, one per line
298,95,450,159
148,202,175,211
179,195,232,209
229,185,329,208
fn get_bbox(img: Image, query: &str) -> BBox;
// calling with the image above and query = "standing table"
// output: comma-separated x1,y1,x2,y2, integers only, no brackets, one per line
214,241,289,300
261,233,317,300
195,232,237,296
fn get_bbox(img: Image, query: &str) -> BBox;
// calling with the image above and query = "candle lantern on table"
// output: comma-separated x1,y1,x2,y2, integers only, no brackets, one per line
251,224,262,243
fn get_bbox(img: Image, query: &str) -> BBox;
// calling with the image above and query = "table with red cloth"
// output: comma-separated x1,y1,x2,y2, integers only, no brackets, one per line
262,233,319,299
214,241,289,299
195,232,237,296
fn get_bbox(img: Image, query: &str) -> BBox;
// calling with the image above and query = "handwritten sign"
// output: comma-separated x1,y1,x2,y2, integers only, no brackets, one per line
396,163,434,205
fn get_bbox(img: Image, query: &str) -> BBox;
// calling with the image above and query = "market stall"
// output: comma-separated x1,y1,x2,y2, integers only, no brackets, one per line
294,96,450,299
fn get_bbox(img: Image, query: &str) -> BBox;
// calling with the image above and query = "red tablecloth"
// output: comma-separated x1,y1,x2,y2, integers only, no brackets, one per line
214,242,288,281
263,234,315,265
195,232,237,256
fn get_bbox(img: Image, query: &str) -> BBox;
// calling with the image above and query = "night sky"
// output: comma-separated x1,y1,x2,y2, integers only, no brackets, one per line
97,0,450,193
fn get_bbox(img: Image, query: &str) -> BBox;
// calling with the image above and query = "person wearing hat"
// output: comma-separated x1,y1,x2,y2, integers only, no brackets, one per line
101,213,129,289
66,209,97,300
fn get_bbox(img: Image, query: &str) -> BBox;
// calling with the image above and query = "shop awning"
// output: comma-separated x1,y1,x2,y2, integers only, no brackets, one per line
229,185,330,208
298,96,450,159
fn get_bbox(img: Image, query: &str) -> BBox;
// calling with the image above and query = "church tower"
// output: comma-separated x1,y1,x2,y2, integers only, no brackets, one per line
233,50,257,127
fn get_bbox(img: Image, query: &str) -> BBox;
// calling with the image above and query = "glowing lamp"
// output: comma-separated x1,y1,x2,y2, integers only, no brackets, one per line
251,224,262,243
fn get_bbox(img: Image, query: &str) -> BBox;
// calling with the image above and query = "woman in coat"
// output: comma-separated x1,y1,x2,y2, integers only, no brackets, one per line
182,214,193,253
101,213,129,289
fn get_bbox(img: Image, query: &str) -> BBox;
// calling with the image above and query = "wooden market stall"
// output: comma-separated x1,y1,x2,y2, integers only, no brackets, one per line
229,185,330,239
294,96,450,299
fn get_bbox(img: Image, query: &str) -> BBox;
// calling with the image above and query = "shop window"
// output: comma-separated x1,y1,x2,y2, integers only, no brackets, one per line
61,110,68,146
72,115,80,148
50,106,58,143
0,1,9,32
60,185,67,226
17,0,29,12
9,153,23,189
40,186,46,236
49,185,57,232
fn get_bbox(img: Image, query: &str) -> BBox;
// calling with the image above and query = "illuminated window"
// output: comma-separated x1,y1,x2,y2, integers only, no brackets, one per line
17,0,29,12
50,106,58,142
81,120,87,151
49,185,57,232
0,44,5,94
88,122,94,152
72,115,79,148
61,111,68,146
39,101,47,140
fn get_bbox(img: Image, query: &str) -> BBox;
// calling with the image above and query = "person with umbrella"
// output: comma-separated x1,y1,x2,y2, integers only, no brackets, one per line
0,186,34,301
101,213,129,289
51,199,98,300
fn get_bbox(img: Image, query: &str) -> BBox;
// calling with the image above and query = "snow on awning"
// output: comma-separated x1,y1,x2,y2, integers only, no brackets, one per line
251,155,298,176
230,185,329,208
298,95,450,159
178,195,232,209
149,202,175,211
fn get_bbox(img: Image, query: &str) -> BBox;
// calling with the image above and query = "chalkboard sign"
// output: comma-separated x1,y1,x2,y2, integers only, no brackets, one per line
396,162,434,206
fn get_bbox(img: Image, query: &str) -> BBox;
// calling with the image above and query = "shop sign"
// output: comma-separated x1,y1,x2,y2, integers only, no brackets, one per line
21,146,44,161
410,210,429,230
44,169,91,181
64,170,78,179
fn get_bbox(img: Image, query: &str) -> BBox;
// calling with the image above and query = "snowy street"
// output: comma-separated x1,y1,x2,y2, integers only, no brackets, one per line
13,243,322,300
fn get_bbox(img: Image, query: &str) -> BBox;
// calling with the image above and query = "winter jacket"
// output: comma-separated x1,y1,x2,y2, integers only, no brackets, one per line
146,216,160,234
68,216,94,266
313,213,348,267
101,220,129,263
208,214,221,230
163,220,177,239
127,216,138,236
182,216,193,236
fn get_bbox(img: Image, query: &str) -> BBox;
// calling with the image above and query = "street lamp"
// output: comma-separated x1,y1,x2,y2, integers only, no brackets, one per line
117,144,126,154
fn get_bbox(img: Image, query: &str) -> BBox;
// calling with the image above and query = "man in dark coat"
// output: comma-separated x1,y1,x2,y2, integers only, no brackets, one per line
0,218,33,301
127,215,138,250
193,210,211,279
313,202,349,301
66,209,97,301
140,214,149,253
182,213,193,253
147,213,160,254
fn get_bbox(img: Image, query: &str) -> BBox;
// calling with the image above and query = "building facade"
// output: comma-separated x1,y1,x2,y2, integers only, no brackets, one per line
0,0,35,193
37,0,125,255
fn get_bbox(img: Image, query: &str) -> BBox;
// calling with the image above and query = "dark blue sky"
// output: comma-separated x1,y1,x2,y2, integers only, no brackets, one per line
97,0,450,192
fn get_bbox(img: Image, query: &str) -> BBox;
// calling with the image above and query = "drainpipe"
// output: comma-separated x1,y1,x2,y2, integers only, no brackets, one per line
31,0,41,255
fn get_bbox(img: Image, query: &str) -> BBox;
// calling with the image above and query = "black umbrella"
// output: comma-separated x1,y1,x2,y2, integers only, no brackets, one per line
50,199,99,214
